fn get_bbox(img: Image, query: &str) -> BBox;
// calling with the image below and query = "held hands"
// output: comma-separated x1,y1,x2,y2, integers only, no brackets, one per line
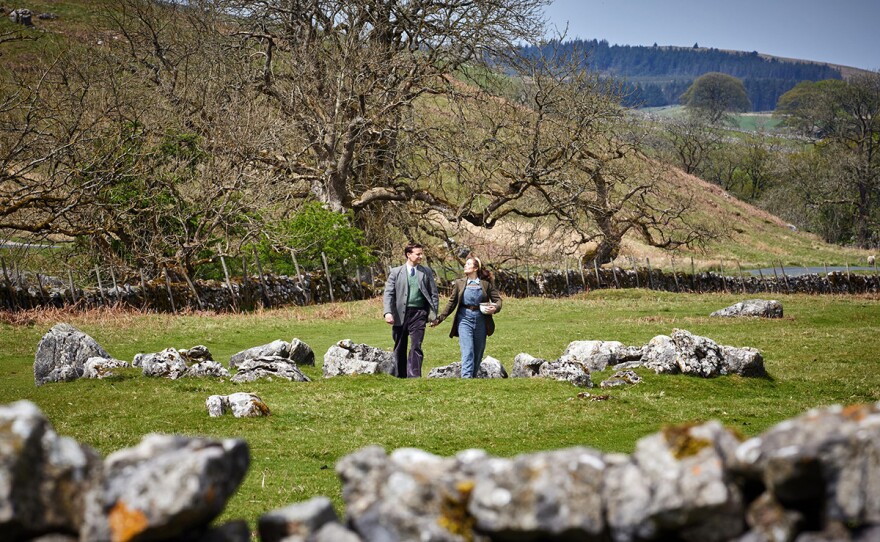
429,318,441,328
483,304,498,314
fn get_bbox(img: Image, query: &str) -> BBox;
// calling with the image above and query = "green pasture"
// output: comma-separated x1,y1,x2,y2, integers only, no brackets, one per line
2,291,879,528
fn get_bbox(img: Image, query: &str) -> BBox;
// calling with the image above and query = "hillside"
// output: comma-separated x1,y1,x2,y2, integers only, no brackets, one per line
1,2,873,279
522,39,872,111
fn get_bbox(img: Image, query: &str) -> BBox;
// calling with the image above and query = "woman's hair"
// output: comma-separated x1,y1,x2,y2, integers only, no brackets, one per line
468,256,492,282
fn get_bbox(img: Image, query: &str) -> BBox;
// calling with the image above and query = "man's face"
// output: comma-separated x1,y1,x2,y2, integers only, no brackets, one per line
406,248,424,266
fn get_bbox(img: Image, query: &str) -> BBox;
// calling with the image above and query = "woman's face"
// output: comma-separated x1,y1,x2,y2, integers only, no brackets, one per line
464,258,478,274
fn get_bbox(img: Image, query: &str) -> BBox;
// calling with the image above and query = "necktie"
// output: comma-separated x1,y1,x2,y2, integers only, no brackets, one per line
410,268,415,277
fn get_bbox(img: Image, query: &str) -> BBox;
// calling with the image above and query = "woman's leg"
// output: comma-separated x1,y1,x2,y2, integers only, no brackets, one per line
458,312,477,378
472,316,487,376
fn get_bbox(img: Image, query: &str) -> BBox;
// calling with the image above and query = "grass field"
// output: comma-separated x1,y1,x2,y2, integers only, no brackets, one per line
2,291,879,529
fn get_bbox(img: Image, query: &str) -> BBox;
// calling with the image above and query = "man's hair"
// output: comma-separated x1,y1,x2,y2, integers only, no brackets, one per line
404,243,424,256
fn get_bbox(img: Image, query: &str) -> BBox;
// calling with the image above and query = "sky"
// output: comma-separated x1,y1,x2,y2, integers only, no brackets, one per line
542,0,880,71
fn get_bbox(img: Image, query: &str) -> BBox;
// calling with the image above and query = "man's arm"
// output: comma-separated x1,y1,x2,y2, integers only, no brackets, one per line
383,268,397,324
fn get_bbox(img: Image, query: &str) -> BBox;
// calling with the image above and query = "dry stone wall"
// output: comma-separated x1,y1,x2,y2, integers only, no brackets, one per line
1,266,878,313
3,400,880,541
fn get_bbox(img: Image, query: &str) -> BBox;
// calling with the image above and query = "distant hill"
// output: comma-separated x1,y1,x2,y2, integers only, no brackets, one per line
522,39,850,111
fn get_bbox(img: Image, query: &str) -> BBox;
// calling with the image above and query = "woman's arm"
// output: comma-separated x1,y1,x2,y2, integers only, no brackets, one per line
436,281,461,323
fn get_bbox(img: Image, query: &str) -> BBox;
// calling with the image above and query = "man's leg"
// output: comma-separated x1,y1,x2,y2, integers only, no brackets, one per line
406,308,428,377
391,322,409,378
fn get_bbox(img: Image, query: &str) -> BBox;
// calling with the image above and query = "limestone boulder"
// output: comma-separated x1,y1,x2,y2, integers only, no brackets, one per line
560,340,626,372
34,323,111,386
721,346,767,377
538,359,593,387
187,360,231,378
640,334,679,374
230,339,289,368
605,421,746,541
82,434,250,541
711,299,783,318
83,357,130,379
732,403,880,528
600,369,642,389
510,353,546,378
207,393,270,418
259,497,341,542
0,401,102,540
136,347,189,379
468,448,608,539
427,357,508,379
337,446,489,542
322,340,395,377
229,338,314,369
231,356,310,383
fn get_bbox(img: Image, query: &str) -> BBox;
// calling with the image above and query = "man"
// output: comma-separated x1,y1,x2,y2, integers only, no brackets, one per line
383,243,439,378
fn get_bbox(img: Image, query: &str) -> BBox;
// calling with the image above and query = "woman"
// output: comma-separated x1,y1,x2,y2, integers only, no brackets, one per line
435,256,502,378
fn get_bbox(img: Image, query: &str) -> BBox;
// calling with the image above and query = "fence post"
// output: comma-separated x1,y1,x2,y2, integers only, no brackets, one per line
845,261,852,294
138,269,149,311
563,259,570,293
179,263,204,310
670,258,680,292
593,259,601,289
109,267,120,308
217,248,238,312
163,267,177,314
779,261,791,293
645,258,654,290
252,247,271,308
95,266,107,306
719,259,727,293
578,258,587,292
525,262,531,297
0,258,12,309
611,262,620,289
690,257,697,292
736,261,746,293
36,273,48,305
67,269,78,305
321,252,335,303
757,269,767,292
631,257,640,289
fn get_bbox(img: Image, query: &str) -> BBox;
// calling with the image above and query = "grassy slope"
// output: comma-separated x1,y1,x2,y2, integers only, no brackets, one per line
621,163,872,270
2,292,879,526
2,2,872,273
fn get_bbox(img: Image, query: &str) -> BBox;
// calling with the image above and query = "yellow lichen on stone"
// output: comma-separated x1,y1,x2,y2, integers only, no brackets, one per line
109,500,149,542
663,423,712,460
438,479,476,541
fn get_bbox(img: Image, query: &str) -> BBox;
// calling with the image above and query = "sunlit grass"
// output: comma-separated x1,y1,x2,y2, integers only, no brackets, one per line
2,291,879,527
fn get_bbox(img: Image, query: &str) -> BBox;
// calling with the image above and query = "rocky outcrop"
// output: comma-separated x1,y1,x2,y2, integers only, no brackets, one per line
711,299,783,318
539,359,593,387
81,434,250,541
258,497,361,542
600,369,642,388
83,356,130,379
510,353,546,378
229,339,315,369
640,329,766,377
207,393,271,418
3,400,879,541
34,323,111,386
0,401,102,540
427,357,508,379
559,340,641,372
135,347,231,379
231,356,311,384
322,340,395,377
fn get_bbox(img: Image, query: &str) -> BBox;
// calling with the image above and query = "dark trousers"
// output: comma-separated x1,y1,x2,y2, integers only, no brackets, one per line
392,307,428,378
